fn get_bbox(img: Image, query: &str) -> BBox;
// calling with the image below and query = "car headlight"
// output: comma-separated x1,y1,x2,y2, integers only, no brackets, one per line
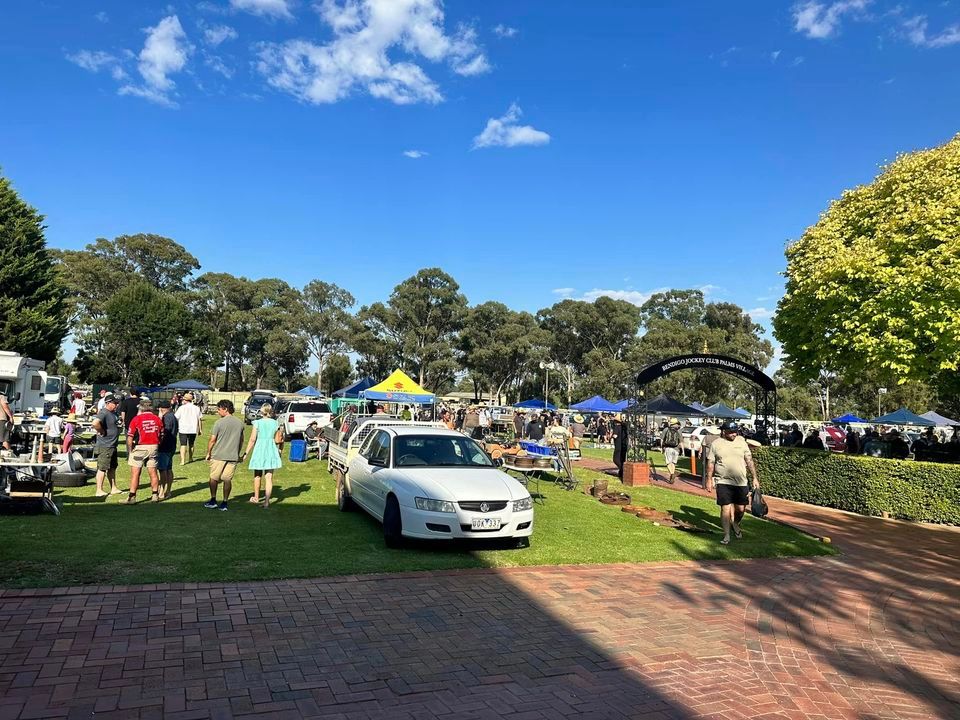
415,497,456,513
512,497,533,512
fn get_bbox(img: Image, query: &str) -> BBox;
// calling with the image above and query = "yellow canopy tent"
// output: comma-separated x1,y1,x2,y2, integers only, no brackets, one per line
362,370,436,404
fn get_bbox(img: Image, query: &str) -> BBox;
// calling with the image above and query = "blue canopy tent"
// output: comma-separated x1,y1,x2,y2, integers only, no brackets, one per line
704,402,745,420
612,398,638,411
832,412,867,424
689,401,708,412
166,379,211,390
332,377,376,398
295,385,322,397
870,407,936,426
734,407,751,417
570,395,619,412
920,410,960,425
514,398,556,410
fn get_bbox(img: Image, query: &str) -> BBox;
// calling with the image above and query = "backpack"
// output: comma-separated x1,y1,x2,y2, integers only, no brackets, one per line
663,428,681,448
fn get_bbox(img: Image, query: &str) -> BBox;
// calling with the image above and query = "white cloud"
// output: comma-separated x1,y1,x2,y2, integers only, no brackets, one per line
493,24,518,38
472,103,550,149
581,288,669,306
792,55,806,66
204,24,238,46
746,307,775,320
256,0,489,105
793,0,871,39
771,49,782,62
95,11,109,23
66,49,125,79
231,0,293,19
903,15,960,48
402,149,428,158
205,53,233,77
552,287,575,297
119,15,191,107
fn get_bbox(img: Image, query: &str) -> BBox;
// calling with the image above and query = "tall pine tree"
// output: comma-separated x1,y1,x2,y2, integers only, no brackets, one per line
0,173,67,361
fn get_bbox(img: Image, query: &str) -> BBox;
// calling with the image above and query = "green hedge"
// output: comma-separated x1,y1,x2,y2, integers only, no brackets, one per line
752,447,960,524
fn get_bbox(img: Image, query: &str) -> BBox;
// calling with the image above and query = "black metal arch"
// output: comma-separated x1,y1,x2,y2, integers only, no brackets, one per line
625,353,778,461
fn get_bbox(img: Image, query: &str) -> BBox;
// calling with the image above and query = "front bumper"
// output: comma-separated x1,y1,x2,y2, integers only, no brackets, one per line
400,504,534,540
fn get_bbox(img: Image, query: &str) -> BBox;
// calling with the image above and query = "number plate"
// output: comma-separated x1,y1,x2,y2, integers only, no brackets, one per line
471,517,501,530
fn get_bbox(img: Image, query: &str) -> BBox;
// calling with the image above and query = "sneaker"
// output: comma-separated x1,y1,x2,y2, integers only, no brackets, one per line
203,499,219,509
218,502,228,512
125,494,137,505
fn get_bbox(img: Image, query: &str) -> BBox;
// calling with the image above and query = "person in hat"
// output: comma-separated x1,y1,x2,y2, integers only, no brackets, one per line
705,421,759,545
62,413,77,455
175,392,204,465
569,414,586,449
93,394,122,497
660,420,683,484
126,398,162,503
40,408,64,461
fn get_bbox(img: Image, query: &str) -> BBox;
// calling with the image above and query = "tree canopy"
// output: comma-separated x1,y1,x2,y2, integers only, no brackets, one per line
0,174,67,361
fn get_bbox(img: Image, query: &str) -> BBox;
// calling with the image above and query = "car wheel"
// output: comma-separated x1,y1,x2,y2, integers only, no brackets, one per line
515,537,530,549
52,471,88,488
383,495,403,548
335,470,354,512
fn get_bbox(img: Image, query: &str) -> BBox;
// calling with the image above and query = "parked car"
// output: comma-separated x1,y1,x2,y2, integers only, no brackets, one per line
280,400,333,439
681,426,719,454
243,391,277,424
340,426,534,547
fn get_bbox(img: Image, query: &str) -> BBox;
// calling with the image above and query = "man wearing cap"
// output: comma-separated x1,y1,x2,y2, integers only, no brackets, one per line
126,399,162,503
93,394,122,497
660,420,683,484
175,392,204,465
156,400,178,499
706,421,760,545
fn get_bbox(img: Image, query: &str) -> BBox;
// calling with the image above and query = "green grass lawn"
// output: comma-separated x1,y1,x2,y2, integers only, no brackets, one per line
0,447,834,588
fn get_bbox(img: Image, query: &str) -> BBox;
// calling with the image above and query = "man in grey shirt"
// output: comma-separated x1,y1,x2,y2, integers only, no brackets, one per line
93,394,123,497
203,399,245,511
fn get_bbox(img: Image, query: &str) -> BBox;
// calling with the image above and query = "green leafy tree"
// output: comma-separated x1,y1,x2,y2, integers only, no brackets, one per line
460,302,549,403
775,134,960,393
99,282,193,385
0,174,68,361
300,280,355,390
353,268,466,392
324,353,353,394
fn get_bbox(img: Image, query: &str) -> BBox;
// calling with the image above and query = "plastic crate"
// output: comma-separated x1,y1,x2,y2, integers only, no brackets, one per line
518,441,555,456
289,439,308,463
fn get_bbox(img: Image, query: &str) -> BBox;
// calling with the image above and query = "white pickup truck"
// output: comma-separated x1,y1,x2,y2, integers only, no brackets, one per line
326,417,446,481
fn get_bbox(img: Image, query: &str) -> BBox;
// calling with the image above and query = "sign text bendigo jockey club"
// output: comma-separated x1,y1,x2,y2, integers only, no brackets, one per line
660,356,754,376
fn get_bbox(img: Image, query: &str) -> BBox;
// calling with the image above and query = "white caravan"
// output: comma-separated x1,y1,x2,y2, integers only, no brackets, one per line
0,351,47,415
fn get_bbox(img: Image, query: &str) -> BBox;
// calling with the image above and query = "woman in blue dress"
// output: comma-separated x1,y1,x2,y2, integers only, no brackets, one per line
244,403,283,507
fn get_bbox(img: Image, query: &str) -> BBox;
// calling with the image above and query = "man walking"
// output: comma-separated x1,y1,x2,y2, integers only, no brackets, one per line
660,420,682,484
203,400,245,511
705,421,759,545
611,414,629,481
93,394,122,497
126,398,161,504
175,392,203,465
156,400,177,500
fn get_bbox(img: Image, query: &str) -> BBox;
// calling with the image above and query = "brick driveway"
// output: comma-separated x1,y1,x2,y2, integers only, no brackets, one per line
1,491,958,719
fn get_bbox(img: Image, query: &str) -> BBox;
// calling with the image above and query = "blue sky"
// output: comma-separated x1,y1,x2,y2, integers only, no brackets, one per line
3,0,960,366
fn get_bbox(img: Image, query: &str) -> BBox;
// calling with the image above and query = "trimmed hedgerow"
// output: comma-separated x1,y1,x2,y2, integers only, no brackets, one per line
752,447,960,524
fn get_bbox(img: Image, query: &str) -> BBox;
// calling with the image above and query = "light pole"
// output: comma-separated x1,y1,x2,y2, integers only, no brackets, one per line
878,387,887,417
539,361,556,410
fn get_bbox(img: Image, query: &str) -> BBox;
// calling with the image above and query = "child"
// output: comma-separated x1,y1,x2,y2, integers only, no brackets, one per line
40,409,64,462
62,413,76,455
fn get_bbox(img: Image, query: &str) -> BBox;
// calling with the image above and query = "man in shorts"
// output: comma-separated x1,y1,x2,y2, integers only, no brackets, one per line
203,400,245,511
93,394,122,497
175,392,204,465
156,400,178,499
660,420,683,484
705,420,760,545
126,398,162,504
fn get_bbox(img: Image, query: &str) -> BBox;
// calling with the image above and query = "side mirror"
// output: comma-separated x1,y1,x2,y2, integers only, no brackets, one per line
368,456,386,467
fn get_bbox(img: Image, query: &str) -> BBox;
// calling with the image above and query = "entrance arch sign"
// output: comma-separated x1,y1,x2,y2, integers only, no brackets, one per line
635,354,776,392
625,353,777,461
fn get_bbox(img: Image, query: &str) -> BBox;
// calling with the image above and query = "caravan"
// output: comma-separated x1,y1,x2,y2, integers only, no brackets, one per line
0,351,47,415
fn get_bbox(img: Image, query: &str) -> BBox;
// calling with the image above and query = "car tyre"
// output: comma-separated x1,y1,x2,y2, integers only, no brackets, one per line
335,470,354,512
383,495,403,548
52,471,88,488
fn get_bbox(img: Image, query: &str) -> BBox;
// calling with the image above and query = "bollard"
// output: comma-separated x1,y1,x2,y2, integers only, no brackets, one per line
689,450,697,476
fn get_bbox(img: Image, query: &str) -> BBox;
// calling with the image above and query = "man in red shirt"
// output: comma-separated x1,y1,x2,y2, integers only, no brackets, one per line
126,398,162,504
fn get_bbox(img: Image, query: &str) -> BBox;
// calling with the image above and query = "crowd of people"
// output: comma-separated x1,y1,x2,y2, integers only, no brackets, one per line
779,422,960,461
88,389,282,510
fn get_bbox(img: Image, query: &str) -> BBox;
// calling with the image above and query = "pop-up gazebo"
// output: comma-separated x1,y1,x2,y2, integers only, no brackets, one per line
362,370,435,404
870,407,936,426
570,395,619,412
704,402,746,420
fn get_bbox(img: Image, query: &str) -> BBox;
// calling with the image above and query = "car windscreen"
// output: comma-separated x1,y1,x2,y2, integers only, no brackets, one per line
393,435,494,468
45,377,62,395
290,402,330,413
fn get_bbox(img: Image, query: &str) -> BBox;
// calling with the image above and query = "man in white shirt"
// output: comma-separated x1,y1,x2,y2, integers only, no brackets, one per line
70,393,87,417
96,389,108,412
174,392,204,465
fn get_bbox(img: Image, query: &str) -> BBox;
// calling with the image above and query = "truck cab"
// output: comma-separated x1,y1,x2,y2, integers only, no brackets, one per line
0,351,47,415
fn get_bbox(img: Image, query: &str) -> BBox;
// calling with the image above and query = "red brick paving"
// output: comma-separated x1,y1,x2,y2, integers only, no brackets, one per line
1,464,958,719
